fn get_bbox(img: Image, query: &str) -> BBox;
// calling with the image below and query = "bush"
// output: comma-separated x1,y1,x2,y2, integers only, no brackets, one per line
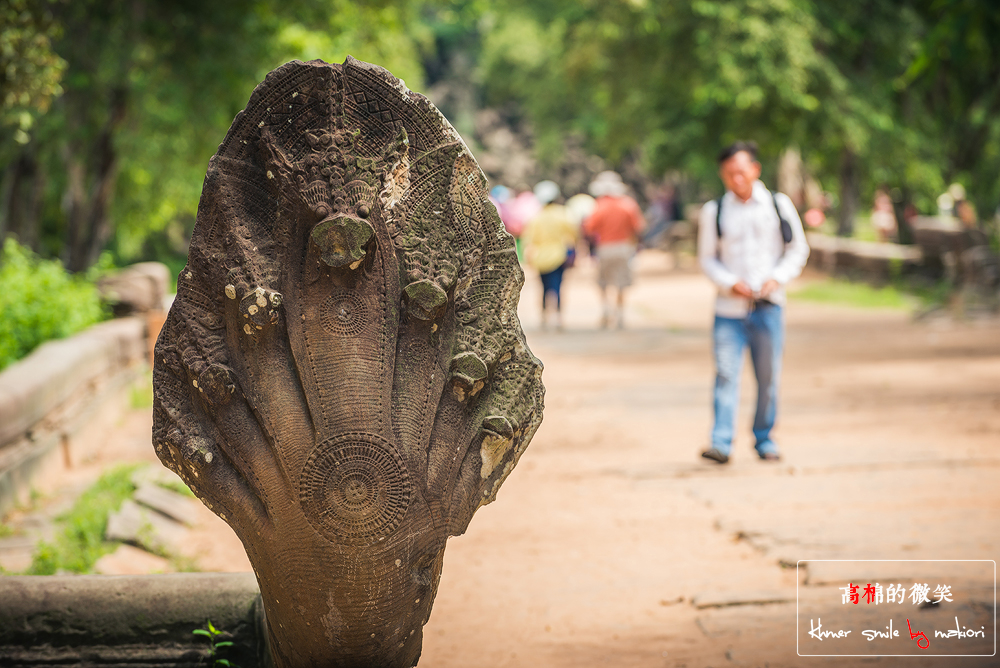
0,238,109,372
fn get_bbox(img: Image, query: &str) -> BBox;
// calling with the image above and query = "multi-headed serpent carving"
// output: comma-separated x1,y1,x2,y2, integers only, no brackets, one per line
152,58,544,667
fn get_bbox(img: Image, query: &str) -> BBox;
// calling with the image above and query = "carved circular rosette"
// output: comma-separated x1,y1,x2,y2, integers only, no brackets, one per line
299,433,412,545
319,290,371,336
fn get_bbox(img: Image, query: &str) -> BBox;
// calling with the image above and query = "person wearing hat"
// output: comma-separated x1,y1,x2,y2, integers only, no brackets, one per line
522,180,578,330
583,171,645,329
698,141,809,464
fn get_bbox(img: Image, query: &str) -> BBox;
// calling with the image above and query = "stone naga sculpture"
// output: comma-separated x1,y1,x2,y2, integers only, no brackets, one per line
152,58,544,667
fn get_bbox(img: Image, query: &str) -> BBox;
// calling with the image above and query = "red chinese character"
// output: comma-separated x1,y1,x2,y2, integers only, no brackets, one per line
863,583,877,604
849,583,860,605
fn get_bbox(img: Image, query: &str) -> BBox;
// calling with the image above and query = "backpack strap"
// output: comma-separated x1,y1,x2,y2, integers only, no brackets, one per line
773,192,793,244
716,192,793,244
715,197,723,239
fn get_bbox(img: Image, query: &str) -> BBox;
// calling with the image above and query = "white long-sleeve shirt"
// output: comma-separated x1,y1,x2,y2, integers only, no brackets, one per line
698,181,810,318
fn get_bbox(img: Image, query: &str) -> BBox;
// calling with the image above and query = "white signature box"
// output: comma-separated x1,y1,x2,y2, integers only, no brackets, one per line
796,559,996,657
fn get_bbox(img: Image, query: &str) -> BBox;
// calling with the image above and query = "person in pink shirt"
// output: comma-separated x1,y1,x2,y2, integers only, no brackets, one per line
583,171,645,329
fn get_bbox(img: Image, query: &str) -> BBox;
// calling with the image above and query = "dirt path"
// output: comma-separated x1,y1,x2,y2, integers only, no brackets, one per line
16,250,999,666
417,253,1000,667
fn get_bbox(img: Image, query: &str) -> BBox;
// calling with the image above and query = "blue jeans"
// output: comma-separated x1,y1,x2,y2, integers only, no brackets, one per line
539,264,566,309
711,303,784,456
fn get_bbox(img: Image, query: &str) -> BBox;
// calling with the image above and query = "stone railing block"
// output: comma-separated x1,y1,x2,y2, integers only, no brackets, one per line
0,573,271,667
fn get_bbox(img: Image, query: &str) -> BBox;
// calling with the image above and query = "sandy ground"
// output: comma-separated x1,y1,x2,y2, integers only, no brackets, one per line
9,250,999,666
418,252,1000,667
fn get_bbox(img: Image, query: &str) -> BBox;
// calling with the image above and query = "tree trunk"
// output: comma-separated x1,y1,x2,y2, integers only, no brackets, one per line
64,87,128,272
0,149,45,252
893,187,913,245
837,148,858,237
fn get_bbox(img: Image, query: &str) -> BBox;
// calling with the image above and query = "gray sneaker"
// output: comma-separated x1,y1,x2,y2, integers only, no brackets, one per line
701,448,729,464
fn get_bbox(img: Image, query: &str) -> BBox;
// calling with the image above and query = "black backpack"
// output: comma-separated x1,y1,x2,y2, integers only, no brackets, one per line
715,192,793,244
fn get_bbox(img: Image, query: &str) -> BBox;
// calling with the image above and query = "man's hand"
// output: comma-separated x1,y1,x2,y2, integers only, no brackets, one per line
730,281,754,298
759,279,780,298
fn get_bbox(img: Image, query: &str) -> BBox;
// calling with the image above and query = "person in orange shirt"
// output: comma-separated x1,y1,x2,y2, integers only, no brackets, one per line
583,171,645,329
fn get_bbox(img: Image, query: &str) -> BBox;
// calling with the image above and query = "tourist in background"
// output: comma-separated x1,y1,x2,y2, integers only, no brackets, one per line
642,180,682,249
522,180,578,331
871,189,898,242
583,171,645,329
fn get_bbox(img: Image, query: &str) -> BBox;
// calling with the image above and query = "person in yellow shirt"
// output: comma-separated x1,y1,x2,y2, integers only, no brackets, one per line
522,180,579,331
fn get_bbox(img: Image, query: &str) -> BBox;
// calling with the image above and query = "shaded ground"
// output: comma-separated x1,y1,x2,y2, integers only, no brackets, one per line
5,250,998,666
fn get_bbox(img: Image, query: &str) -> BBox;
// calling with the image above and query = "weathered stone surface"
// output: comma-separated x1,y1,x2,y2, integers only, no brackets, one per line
804,232,922,282
152,57,544,667
0,573,268,667
0,317,146,448
105,499,188,554
97,261,171,315
134,482,200,526
0,316,148,517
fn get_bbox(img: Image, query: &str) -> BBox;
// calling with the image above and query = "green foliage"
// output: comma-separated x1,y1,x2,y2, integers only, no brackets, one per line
0,238,108,372
274,1,428,91
900,0,1000,227
2,0,998,267
0,0,66,152
193,619,237,667
470,0,997,232
27,464,139,574
1,0,433,272
478,0,839,183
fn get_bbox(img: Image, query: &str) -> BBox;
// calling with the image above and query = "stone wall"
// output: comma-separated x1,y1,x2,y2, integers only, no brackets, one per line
805,232,923,283
0,263,169,517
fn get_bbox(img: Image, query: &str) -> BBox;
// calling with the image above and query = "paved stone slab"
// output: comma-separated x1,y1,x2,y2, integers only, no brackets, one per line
803,559,992,588
93,543,173,575
105,499,187,555
131,464,186,489
0,535,35,573
691,590,794,609
133,483,199,526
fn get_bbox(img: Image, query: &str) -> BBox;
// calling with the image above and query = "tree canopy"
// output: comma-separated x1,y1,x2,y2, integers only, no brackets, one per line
1,0,997,272
1,0,428,272
474,0,999,233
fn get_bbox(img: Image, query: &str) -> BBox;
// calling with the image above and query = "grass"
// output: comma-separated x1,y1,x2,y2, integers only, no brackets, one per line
790,277,915,310
9,462,201,574
27,464,140,574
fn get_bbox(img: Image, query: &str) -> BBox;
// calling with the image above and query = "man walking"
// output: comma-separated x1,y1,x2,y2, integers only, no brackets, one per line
698,142,809,463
